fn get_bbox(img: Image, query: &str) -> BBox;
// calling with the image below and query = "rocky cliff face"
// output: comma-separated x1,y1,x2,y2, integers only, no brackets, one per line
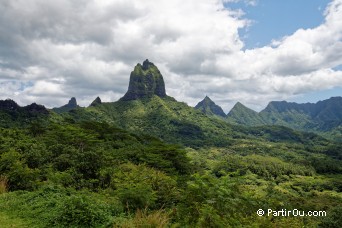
120,59,166,101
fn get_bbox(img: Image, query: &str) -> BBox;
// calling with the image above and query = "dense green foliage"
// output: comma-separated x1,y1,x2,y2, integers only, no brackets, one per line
0,121,189,191
61,96,342,150
0,96,341,227
63,96,237,147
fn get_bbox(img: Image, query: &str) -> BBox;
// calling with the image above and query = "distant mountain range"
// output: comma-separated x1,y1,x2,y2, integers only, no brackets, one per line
1,59,341,143
0,99,48,127
227,97,342,137
194,95,342,140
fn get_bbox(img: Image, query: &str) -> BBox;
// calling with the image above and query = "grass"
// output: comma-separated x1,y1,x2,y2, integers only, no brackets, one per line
0,212,31,228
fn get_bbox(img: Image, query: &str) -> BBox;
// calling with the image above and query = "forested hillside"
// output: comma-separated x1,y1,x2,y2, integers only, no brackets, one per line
0,60,341,227
0,114,341,227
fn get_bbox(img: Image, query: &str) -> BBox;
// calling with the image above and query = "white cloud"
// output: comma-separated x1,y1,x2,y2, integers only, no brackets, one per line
0,0,341,111
25,80,64,96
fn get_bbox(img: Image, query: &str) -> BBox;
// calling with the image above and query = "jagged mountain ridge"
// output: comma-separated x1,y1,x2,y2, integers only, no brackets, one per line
1,59,339,144
0,99,48,115
37,58,341,136
0,99,49,127
57,60,234,146
226,97,342,140
50,60,330,147
261,97,342,123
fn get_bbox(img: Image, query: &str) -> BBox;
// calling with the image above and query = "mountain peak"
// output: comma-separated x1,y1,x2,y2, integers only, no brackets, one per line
90,97,102,107
204,95,211,101
226,102,264,125
25,103,49,115
229,102,257,113
120,59,166,101
234,101,244,107
52,97,79,113
195,96,226,117
67,97,77,108
0,99,20,111
142,59,154,70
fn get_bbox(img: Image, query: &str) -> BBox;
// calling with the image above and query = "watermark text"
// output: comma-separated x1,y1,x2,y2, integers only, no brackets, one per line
257,209,326,217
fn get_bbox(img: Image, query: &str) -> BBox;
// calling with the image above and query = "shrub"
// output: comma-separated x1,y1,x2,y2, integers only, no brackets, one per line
0,186,123,227
51,194,113,227
111,163,179,211
0,150,39,190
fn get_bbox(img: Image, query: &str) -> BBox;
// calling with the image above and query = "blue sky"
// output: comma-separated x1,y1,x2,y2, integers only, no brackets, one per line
228,0,328,49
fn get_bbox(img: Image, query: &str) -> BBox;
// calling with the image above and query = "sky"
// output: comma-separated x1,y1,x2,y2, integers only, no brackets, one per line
0,0,342,112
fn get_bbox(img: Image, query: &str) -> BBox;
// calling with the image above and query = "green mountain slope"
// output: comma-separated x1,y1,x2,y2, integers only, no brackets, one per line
194,96,226,117
259,97,342,130
226,102,265,125
226,97,342,141
63,96,234,147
